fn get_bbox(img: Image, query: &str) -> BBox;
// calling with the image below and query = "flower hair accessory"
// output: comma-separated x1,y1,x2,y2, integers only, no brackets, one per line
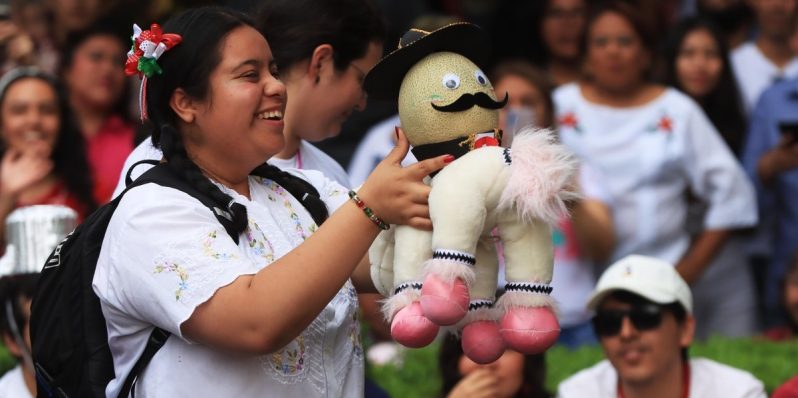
124,23,182,121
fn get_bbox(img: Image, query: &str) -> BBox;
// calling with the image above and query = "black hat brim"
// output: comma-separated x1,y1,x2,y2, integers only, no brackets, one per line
364,23,491,100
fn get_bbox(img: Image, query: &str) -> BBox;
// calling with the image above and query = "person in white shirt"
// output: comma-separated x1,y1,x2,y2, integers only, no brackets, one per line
730,0,798,113
0,273,38,398
112,0,386,195
557,255,767,398
94,7,450,397
553,1,758,339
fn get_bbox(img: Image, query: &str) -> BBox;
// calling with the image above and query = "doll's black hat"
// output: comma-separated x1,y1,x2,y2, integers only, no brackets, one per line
364,22,491,100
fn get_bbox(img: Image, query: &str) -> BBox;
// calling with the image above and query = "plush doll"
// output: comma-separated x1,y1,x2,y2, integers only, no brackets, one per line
363,23,577,363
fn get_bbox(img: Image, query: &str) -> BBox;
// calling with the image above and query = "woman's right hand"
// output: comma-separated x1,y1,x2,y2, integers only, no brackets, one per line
357,126,452,230
0,142,54,198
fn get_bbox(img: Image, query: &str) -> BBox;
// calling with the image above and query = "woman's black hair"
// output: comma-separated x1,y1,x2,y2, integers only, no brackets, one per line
439,334,550,398
58,14,134,123
0,273,39,360
660,17,747,155
145,7,328,235
256,0,386,73
0,69,98,215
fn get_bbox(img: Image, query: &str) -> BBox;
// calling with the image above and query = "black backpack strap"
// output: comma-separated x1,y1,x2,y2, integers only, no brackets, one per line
117,327,169,398
124,159,160,188
109,164,240,397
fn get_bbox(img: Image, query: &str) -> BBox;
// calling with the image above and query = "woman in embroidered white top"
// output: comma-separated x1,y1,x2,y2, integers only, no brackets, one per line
92,7,450,397
553,2,758,337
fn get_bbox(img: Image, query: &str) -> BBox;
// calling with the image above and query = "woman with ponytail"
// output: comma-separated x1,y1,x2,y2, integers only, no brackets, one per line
93,7,449,397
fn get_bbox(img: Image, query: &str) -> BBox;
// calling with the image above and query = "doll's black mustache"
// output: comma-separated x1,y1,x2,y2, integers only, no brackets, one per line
431,92,508,112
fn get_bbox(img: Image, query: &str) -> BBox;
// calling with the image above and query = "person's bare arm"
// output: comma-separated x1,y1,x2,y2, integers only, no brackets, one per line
675,229,730,285
181,129,446,354
570,198,615,264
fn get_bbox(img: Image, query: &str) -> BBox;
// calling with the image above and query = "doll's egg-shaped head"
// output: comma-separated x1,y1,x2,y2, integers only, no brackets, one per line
398,52,501,146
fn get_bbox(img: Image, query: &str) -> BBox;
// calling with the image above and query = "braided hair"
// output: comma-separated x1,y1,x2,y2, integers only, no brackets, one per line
145,7,329,236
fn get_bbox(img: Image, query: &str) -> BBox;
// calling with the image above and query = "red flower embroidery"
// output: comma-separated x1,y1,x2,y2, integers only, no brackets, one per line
559,112,579,129
657,115,673,133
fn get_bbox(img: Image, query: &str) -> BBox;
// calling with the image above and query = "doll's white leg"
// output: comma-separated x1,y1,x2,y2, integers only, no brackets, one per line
419,179,487,326
495,218,560,354
369,228,396,297
383,225,439,348
458,239,505,364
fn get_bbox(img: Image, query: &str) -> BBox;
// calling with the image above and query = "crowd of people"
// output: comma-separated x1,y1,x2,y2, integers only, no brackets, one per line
0,0,794,397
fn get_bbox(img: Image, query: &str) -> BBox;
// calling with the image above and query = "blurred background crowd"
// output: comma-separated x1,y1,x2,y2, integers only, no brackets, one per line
0,0,797,396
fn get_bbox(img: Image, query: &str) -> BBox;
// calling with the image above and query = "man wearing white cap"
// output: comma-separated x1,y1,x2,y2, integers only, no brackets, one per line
557,255,766,398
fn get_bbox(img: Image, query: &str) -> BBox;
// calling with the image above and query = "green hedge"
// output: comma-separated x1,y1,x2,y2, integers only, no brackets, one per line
368,338,798,398
3,337,794,396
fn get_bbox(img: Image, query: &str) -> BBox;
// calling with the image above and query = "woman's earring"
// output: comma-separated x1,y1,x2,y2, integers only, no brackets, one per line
315,75,320,84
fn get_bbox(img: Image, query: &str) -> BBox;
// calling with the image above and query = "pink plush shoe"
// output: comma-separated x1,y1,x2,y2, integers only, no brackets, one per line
461,320,505,364
420,274,470,325
390,302,439,348
499,306,560,354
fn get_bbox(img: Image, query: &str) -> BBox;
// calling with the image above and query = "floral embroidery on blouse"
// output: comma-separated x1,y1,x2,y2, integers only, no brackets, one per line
647,113,674,136
153,261,189,301
346,286,363,359
245,220,275,262
202,230,237,260
269,335,306,376
558,111,582,133
261,179,312,240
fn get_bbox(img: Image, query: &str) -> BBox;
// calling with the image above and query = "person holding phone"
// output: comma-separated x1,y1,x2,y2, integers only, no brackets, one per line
557,255,766,398
742,73,798,329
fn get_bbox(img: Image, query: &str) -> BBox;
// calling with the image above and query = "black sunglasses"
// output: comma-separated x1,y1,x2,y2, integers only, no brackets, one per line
592,304,664,337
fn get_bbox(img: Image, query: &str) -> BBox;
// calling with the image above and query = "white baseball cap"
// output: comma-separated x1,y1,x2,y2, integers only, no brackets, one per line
586,255,693,313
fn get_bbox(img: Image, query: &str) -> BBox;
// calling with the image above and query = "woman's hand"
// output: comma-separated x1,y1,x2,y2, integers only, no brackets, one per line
357,127,451,230
446,368,500,398
0,142,53,198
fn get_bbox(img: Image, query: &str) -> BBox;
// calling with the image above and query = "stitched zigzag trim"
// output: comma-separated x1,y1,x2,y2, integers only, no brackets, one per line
503,148,512,165
468,300,494,311
394,282,422,295
432,249,476,266
505,282,553,295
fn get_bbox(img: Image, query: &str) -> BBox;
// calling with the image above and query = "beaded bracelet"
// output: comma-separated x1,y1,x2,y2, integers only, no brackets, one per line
348,190,390,230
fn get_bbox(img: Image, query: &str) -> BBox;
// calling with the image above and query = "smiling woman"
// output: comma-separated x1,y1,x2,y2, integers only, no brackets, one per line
0,68,96,250
86,6,451,397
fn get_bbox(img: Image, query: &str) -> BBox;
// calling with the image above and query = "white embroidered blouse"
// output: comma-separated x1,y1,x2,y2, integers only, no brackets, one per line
93,170,363,397
553,83,757,264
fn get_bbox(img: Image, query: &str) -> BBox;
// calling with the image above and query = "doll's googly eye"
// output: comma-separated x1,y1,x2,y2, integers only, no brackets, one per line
474,70,488,86
442,73,460,90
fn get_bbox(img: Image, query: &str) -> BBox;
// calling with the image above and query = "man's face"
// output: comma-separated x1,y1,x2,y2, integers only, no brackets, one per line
594,297,694,386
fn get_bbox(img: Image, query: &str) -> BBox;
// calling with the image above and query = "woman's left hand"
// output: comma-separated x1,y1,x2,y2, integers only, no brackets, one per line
357,127,452,230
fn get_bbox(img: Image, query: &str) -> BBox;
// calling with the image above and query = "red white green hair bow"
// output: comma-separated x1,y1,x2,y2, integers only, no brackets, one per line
124,23,182,121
